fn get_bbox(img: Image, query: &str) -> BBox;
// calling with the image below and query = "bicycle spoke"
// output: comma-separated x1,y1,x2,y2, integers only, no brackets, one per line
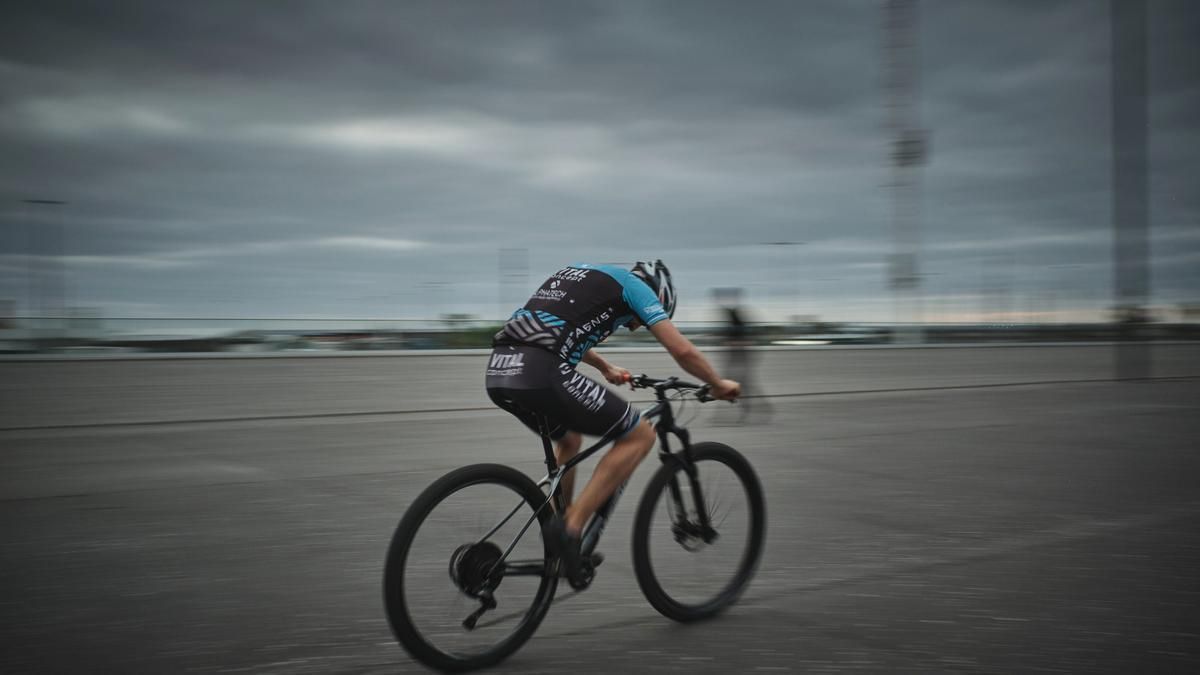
705,474,735,531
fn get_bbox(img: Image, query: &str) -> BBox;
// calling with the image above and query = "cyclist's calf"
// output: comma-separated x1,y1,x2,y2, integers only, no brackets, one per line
555,432,584,507
565,419,656,534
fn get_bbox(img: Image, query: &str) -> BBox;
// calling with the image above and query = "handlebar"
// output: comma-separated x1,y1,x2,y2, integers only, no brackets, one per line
629,374,715,402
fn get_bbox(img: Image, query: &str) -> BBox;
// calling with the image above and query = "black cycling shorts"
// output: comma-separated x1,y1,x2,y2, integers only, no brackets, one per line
485,345,641,442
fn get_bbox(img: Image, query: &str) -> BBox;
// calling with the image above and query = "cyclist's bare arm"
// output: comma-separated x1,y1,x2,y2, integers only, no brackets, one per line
581,349,631,385
647,320,741,400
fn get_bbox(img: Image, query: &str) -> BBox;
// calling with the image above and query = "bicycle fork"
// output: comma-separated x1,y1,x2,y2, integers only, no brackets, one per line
658,430,719,546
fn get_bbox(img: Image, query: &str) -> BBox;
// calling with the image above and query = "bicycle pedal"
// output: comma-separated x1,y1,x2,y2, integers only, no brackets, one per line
558,552,603,578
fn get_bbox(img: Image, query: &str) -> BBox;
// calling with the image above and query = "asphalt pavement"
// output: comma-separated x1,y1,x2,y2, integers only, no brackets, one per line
2,345,1198,673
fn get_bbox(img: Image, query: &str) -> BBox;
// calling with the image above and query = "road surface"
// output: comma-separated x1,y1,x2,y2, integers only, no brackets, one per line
2,345,1198,673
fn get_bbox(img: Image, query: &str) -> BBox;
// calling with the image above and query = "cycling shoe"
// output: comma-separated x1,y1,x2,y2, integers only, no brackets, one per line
542,516,587,586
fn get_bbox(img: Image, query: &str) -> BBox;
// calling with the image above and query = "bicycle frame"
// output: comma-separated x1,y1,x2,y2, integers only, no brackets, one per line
483,383,715,579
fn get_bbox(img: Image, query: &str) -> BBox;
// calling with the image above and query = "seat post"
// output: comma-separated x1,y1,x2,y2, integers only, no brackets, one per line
537,416,558,472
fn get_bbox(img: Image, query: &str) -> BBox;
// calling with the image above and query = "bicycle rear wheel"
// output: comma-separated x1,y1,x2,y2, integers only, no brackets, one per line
383,463,557,672
631,442,766,622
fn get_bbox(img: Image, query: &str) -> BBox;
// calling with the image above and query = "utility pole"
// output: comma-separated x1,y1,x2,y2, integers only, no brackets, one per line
884,0,928,343
1111,0,1150,379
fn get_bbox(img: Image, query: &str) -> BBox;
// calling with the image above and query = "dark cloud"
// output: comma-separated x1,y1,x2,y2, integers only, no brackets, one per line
0,0,1195,323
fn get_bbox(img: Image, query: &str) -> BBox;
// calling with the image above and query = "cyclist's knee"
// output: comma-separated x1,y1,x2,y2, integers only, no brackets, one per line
625,419,656,456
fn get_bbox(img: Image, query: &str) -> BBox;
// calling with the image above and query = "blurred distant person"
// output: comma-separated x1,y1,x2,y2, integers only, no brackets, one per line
486,260,740,585
713,287,770,425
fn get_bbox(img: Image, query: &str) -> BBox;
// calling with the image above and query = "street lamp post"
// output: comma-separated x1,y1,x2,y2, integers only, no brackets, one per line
1111,0,1150,379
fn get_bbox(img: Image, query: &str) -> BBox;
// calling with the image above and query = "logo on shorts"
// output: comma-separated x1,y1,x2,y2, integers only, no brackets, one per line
563,371,607,412
487,351,525,376
490,352,524,369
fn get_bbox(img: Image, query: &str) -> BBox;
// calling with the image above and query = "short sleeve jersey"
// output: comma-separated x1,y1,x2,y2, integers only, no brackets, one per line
493,263,669,365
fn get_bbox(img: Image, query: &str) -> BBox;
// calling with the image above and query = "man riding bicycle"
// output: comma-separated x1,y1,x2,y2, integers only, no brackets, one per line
485,260,741,584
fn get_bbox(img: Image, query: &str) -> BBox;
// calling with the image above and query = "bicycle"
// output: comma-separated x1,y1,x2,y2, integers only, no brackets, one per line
383,374,766,672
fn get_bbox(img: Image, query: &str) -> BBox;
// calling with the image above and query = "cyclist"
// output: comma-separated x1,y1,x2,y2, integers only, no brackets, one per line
485,260,740,584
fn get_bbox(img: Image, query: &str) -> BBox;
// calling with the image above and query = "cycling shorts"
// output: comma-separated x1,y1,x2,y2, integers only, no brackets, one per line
485,345,641,442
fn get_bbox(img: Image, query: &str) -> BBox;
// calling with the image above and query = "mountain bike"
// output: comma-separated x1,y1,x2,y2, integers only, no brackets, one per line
383,374,766,672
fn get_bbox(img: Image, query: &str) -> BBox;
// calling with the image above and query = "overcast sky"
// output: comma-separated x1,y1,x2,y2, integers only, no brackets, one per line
1,0,1196,324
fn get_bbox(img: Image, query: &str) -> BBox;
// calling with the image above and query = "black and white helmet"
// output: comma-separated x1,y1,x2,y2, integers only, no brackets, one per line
631,259,677,319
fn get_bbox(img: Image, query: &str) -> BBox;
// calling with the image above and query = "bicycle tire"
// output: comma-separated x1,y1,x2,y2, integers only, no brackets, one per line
631,442,766,622
383,463,557,672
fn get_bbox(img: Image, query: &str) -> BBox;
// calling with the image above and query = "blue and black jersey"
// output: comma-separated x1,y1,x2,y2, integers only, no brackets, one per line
493,263,669,366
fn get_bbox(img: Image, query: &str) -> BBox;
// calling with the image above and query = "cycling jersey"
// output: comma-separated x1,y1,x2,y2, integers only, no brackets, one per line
492,263,669,366
486,262,668,441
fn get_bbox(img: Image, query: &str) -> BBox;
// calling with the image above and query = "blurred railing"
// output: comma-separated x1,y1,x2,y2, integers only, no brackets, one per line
1,315,1198,355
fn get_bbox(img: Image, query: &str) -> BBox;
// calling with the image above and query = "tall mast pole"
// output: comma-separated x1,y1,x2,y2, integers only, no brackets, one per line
884,0,927,342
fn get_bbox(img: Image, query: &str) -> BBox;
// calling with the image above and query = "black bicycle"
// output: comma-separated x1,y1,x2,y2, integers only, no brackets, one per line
383,375,766,672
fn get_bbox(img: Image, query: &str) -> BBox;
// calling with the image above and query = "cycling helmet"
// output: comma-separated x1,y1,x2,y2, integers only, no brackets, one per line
630,259,677,319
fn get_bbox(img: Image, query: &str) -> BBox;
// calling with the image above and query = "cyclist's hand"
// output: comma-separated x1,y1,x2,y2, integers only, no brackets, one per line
603,366,632,386
711,378,741,401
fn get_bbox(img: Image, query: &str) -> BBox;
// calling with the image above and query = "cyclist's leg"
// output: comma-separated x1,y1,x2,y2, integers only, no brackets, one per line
500,363,641,581
540,366,654,535
486,348,588,510
564,418,655,534
555,432,583,507
487,348,651,565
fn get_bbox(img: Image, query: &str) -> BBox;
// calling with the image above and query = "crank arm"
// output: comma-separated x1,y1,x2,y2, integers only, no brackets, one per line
501,559,546,576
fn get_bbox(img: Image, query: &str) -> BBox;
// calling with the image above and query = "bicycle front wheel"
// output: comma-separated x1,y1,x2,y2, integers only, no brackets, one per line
383,463,557,672
631,442,766,622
